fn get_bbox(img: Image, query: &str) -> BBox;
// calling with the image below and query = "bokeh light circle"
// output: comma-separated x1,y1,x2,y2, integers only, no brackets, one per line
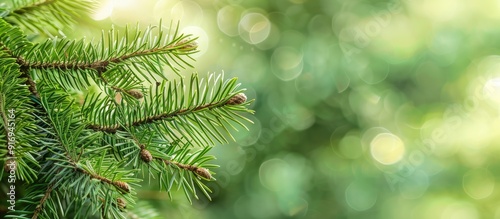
234,114,261,146
484,77,500,103
217,5,245,37
154,0,203,24
357,62,390,84
345,180,378,211
233,194,279,219
463,168,495,200
238,12,272,44
254,22,281,50
271,47,304,81
92,0,113,20
282,104,315,131
339,134,363,159
259,159,289,191
370,133,405,165
110,0,153,24
232,53,267,83
441,201,479,219
279,198,308,217
399,170,429,199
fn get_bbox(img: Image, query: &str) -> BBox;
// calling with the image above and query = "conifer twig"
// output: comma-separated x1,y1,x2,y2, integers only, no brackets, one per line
154,157,212,180
14,39,195,73
20,70,40,99
32,182,54,219
87,98,236,133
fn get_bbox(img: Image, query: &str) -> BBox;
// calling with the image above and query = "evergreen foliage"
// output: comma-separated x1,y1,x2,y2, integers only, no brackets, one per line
0,1,253,218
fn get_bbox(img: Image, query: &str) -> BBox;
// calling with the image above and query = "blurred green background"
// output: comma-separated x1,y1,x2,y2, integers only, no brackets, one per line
72,0,500,218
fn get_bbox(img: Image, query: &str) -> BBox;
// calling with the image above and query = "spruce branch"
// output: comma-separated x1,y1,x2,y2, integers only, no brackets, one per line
2,0,95,35
19,35,196,71
73,160,131,194
0,18,33,56
99,197,127,214
7,21,199,91
0,52,39,182
84,74,254,147
0,18,197,93
87,97,232,133
156,144,216,202
105,123,217,201
5,85,134,218
0,1,254,216
37,86,132,193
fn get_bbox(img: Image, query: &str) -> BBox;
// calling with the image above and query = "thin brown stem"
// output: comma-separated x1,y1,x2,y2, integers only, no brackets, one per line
88,99,227,133
16,42,181,74
32,182,54,219
97,73,128,95
0,205,8,213
155,157,211,179
72,161,130,193
20,68,40,99
0,43,40,98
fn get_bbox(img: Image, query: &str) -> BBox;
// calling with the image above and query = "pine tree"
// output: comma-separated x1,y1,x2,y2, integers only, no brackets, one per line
0,1,253,218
